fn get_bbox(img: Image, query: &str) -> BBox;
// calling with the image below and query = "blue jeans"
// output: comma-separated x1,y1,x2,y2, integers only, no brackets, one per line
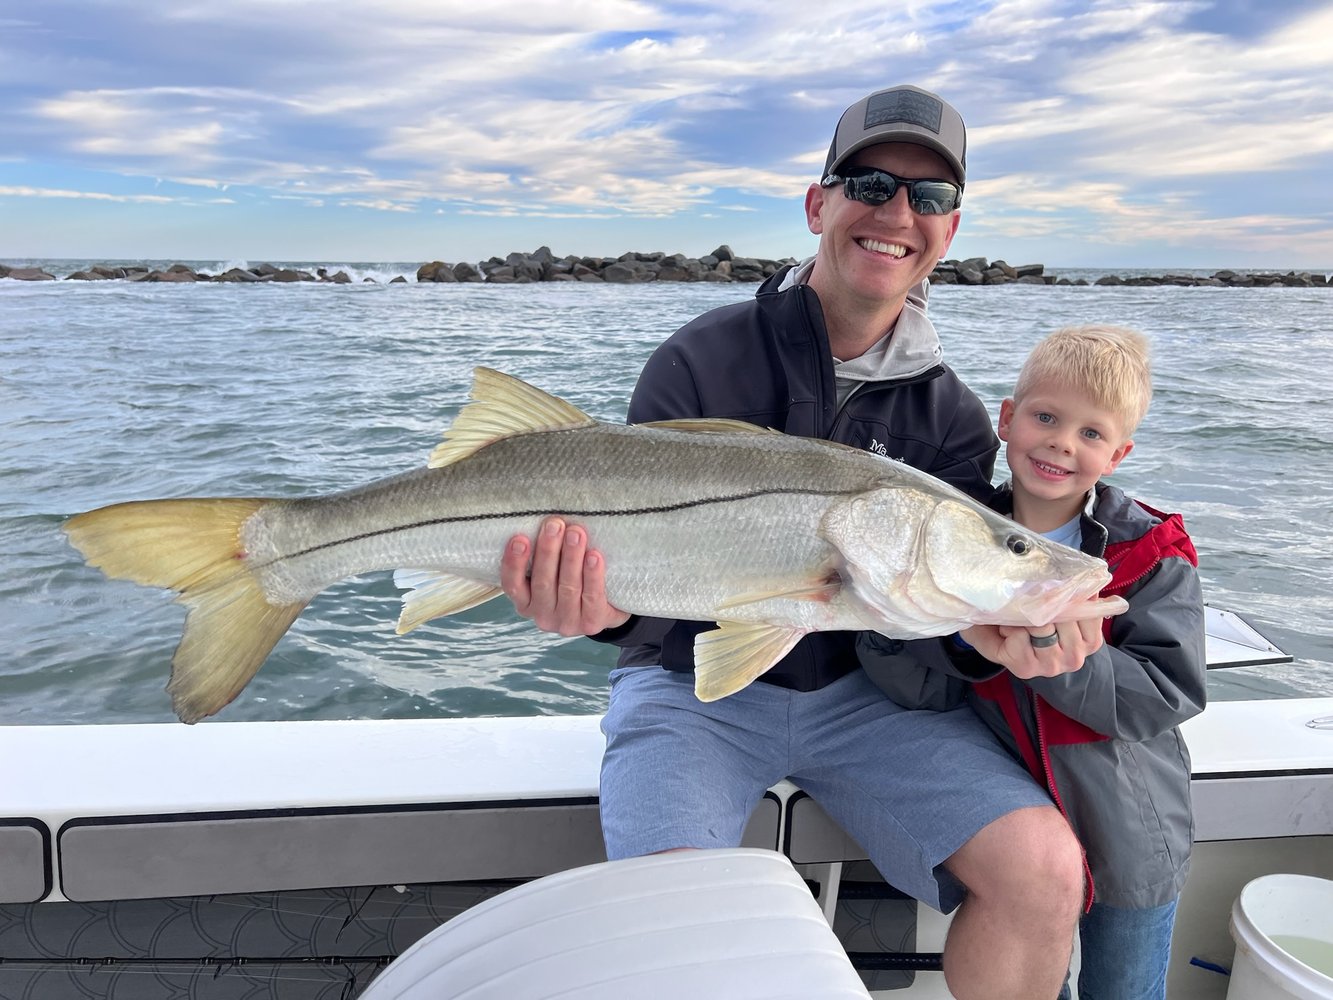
1058,898,1178,1000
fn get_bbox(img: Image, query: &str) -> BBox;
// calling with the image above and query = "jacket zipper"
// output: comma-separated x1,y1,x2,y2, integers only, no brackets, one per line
1032,686,1096,912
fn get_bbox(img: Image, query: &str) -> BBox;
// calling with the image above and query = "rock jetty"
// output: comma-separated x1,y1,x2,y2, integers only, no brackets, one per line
931,258,1329,288
416,245,786,284
1,251,1328,288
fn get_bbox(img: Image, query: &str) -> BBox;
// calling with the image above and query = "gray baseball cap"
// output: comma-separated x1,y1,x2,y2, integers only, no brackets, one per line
823,84,967,185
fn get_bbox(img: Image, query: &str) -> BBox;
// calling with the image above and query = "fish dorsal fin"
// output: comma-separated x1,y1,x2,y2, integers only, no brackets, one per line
429,367,596,469
640,417,779,434
693,621,807,702
393,568,504,633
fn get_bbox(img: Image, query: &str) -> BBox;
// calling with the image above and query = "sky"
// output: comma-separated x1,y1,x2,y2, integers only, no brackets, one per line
2,1,1332,269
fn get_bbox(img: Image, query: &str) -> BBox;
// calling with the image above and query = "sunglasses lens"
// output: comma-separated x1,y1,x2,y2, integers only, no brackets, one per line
910,181,961,215
839,170,959,214
843,172,897,206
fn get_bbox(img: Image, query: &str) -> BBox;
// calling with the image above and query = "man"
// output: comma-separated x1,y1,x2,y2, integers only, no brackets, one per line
499,85,1097,1000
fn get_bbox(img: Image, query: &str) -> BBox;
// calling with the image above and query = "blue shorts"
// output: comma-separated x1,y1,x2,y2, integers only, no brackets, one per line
599,666,1054,913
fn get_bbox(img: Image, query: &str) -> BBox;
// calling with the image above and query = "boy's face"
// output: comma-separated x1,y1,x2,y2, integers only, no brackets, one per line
998,384,1134,513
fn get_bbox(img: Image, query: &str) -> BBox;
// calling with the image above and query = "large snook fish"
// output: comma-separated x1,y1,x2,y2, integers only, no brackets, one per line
64,367,1126,724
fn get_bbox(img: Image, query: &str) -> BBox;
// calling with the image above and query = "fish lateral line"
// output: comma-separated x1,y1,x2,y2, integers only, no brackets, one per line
265,485,871,565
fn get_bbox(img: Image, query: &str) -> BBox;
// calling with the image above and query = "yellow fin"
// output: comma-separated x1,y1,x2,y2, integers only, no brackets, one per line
429,367,595,469
640,417,778,434
63,498,304,724
169,574,305,725
693,621,806,702
393,569,504,633
715,576,841,612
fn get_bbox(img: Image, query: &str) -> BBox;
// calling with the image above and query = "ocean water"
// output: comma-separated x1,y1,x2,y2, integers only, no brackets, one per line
2,260,1330,725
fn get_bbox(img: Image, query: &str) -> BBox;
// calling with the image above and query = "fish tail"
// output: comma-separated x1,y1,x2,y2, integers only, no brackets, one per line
63,498,306,724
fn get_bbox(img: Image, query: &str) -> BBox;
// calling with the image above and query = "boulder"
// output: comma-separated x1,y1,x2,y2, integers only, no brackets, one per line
602,261,653,283
216,267,263,282
416,261,450,282
955,261,986,285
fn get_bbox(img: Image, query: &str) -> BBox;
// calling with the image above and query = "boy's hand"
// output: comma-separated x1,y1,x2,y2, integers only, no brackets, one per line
500,517,631,636
960,614,1105,679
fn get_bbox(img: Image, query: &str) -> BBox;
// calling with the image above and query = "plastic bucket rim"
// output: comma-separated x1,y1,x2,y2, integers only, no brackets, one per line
1230,873,1333,998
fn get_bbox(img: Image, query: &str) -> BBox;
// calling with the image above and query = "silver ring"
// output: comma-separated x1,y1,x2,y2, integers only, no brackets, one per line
1029,631,1060,649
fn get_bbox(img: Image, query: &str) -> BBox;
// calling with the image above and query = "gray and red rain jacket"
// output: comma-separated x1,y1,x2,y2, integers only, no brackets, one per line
859,483,1207,908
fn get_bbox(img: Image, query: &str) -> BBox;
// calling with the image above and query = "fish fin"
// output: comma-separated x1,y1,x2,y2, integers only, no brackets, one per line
393,569,504,633
693,621,806,702
429,367,596,469
715,576,841,611
1051,595,1129,620
639,417,779,434
62,498,305,724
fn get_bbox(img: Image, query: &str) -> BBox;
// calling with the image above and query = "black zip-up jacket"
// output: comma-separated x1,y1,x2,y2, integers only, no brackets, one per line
596,267,999,692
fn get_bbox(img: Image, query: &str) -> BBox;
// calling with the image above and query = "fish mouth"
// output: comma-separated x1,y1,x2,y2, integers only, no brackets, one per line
1005,568,1112,626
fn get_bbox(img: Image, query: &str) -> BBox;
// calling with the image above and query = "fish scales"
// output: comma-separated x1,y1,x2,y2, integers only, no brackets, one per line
246,422,879,627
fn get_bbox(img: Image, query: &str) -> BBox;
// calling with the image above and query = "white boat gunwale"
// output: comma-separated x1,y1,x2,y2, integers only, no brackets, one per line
2,610,1330,1000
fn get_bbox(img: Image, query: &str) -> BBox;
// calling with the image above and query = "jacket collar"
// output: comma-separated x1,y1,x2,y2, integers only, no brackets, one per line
769,256,945,382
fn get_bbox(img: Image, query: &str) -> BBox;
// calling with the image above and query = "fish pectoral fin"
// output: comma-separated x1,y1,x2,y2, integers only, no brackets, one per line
429,368,596,469
693,621,806,702
715,576,841,611
639,417,779,434
1050,595,1129,620
393,569,504,633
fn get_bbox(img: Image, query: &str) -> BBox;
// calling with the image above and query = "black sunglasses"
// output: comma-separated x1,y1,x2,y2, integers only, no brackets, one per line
821,167,962,215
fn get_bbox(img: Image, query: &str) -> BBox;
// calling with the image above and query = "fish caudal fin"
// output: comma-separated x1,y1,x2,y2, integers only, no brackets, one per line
693,621,806,702
62,498,305,724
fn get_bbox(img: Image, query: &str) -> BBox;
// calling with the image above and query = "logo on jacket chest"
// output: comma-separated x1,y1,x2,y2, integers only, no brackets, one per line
868,438,904,462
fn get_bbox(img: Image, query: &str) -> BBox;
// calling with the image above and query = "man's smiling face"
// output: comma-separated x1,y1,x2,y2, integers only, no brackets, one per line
805,141,961,319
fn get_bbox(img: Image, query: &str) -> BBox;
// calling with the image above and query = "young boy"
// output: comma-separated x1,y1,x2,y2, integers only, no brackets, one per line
860,324,1207,999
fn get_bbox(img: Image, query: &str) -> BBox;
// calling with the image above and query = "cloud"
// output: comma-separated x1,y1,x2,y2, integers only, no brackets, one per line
337,199,416,213
967,3,1333,178
968,172,1333,261
0,185,176,204
4,0,1332,264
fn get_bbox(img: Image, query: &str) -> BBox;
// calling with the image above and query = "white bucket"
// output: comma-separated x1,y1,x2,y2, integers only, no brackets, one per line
1227,873,1333,1000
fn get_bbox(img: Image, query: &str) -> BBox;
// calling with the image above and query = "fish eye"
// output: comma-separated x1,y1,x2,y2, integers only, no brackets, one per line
1006,535,1031,556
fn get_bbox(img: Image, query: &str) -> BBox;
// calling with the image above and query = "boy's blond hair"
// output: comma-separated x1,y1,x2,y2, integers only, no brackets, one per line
1014,324,1152,436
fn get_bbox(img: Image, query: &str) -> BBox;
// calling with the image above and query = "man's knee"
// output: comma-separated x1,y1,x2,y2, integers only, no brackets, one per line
948,805,1084,910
